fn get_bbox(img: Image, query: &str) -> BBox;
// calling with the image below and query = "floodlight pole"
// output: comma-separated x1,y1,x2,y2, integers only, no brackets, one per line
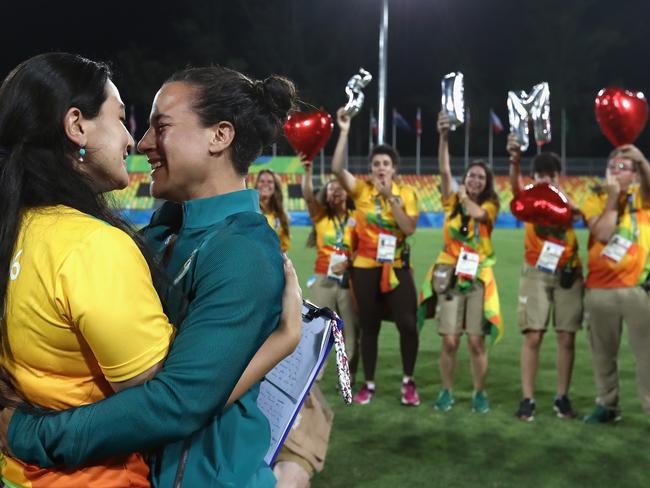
377,0,389,145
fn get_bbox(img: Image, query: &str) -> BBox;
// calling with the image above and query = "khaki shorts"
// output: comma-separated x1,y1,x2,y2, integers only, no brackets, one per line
273,384,333,474
437,280,488,336
517,263,583,333
275,449,315,477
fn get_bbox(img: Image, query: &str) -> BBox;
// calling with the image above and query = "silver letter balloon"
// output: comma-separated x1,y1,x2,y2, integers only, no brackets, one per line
507,82,551,152
441,72,465,131
344,68,372,117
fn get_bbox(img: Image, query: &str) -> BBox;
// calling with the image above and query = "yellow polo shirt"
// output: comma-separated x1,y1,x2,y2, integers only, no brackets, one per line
1,205,174,488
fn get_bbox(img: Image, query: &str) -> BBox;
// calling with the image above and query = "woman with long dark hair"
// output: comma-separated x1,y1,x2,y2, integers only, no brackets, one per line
331,107,421,406
418,111,503,414
0,54,302,488
256,168,291,252
301,157,359,377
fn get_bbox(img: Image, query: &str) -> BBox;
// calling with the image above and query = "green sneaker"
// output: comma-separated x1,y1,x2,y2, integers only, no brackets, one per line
434,389,455,411
472,390,490,413
584,404,621,424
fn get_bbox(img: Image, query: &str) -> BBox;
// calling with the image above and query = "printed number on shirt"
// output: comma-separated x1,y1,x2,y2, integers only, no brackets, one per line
10,249,23,280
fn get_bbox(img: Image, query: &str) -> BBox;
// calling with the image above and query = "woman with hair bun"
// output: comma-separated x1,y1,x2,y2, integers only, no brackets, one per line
1,57,303,488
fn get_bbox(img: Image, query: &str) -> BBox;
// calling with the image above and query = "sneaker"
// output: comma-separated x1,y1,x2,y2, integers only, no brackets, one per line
434,389,455,411
472,391,490,413
583,404,622,424
553,395,578,419
353,383,375,405
401,379,421,406
515,398,535,421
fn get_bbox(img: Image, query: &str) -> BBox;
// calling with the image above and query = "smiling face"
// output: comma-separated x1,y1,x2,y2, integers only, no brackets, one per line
326,179,347,208
137,81,216,201
256,171,276,200
370,153,395,184
464,164,487,199
78,81,134,193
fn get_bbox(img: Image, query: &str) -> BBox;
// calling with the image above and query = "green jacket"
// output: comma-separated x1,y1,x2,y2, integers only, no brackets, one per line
9,189,283,487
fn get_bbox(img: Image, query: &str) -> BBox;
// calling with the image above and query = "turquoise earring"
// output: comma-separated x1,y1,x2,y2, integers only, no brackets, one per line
79,147,86,162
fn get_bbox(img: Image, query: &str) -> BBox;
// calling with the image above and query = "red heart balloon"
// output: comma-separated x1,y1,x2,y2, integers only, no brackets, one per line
595,87,648,146
510,183,572,227
283,110,334,161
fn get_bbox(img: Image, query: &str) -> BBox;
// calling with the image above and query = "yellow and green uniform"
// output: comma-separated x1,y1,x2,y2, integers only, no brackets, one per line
349,179,419,292
9,190,284,488
264,209,291,252
1,206,173,488
418,192,503,341
312,208,356,274
582,186,650,288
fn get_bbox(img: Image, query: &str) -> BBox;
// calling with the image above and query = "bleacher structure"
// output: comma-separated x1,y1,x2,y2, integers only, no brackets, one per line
112,155,601,227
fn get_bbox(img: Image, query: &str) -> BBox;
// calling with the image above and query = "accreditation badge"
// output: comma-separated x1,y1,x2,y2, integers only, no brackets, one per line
376,233,397,263
601,233,633,263
535,240,566,273
327,252,348,282
455,247,480,280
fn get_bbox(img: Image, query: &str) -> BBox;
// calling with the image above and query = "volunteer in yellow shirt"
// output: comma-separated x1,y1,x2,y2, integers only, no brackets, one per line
418,112,502,415
582,144,650,424
256,168,291,252
331,107,420,407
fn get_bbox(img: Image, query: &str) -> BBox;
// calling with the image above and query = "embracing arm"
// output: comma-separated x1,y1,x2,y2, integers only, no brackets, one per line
226,256,302,405
8,237,285,468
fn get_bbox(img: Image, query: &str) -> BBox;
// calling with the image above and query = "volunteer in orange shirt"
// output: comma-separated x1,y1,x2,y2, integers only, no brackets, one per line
582,145,650,424
507,134,584,422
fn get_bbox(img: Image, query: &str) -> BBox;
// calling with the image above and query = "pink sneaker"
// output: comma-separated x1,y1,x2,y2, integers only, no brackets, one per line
353,383,375,405
401,379,421,406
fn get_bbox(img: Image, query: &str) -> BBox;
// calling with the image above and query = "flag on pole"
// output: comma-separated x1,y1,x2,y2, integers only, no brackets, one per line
489,109,504,134
415,107,422,136
370,111,378,137
393,109,411,131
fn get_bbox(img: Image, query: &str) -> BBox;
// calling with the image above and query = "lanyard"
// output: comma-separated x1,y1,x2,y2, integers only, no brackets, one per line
616,194,638,240
459,207,480,247
333,212,349,250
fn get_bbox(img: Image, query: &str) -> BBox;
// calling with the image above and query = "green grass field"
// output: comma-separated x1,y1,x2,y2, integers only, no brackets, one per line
285,227,648,488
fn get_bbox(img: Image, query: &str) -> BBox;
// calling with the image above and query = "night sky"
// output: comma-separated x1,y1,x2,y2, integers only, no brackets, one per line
2,0,649,158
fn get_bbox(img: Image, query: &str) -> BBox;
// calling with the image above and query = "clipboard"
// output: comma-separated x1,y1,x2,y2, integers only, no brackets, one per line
257,301,342,466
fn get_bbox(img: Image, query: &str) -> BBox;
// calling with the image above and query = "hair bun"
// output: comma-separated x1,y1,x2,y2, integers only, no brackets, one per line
259,75,297,120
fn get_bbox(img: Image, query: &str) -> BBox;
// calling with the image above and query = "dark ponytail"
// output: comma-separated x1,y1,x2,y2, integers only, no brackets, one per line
167,66,298,175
